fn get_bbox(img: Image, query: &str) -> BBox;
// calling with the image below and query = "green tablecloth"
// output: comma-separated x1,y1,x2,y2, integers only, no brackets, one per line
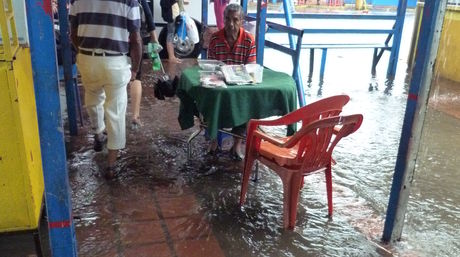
177,66,297,139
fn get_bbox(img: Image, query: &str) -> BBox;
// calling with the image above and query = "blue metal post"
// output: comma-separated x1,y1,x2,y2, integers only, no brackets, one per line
292,28,305,107
25,0,77,256
242,0,249,14
57,0,78,135
282,0,295,48
319,48,327,81
386,0,408,78
382,0,446,243
282,0,304,104
201,0,208,58
256,0,268,65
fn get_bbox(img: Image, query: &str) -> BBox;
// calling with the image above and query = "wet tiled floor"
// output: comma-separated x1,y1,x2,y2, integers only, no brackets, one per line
1,53,459,257
68,59,229,257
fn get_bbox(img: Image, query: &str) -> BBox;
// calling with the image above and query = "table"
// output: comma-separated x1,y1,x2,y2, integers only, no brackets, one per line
177,66,298,139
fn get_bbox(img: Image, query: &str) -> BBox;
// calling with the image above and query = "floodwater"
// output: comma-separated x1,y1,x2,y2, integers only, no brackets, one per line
66,12,459,257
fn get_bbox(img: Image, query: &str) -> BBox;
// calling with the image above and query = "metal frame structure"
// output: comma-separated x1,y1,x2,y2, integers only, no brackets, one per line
382,0,448,243
244,0,409,102
24,0,77,255
56,0,80,136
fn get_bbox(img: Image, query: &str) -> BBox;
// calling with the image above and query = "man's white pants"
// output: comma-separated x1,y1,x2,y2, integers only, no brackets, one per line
77,54,131,150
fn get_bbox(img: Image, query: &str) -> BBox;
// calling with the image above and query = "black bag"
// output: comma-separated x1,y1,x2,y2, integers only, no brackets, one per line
154,76,178,100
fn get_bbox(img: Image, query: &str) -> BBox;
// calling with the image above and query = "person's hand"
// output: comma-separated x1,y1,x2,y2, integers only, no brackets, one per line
150,31,159,44
130,70,137,82
52,0,58,14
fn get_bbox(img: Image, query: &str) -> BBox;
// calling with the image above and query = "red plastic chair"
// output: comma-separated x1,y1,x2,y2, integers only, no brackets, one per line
242,94,350,180
240,97,363,229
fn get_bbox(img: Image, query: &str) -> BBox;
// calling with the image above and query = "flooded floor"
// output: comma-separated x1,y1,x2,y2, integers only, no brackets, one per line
1,11,459,257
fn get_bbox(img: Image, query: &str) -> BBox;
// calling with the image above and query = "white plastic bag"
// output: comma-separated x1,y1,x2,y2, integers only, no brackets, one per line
185,14,199,44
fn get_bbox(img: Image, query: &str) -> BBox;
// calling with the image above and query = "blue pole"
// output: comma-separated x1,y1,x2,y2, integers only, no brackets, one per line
283,0,305,106
382,0,446,243
57,0,78,136
242,0,249,14
386,0,408,78
282,0,295,49
25,0,77,256
256,0,267,65
201,0,209,58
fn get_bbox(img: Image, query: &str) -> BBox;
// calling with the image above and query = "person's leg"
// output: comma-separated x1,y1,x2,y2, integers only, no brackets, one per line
84,86,106,136
104,84,128,169
230,124,246,161
102,56,131,177
129,80,142,123
166,22,181,63
77,54,106,150
232,137,244,159
129,71,142,127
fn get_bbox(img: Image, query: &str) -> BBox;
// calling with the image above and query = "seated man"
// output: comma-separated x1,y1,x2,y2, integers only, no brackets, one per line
207,3,257,160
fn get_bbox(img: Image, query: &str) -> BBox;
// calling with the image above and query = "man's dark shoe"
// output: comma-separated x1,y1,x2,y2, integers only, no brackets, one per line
94,134,107,152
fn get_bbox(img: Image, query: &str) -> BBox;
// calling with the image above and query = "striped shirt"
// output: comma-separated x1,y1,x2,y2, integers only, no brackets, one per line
207,28,256,65
69,0,141,53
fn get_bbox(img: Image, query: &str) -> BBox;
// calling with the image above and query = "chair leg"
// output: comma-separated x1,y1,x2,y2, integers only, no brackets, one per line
279,172,294,229
325,162,333,217
239,149,256,206
288,173,303,229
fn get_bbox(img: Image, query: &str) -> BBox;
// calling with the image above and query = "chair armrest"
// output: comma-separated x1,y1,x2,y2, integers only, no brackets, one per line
247,117,293,128
252,130,288,147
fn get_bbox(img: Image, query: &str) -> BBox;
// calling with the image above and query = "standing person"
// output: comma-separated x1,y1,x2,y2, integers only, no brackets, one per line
70,0,143,179
213,0,230,29
160,0,184,63
129,0,160,129
207,3,257,160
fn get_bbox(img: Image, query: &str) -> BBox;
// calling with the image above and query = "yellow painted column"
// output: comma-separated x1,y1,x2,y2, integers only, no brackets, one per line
436,7,460,82
0,47,44,232
410,4,460,83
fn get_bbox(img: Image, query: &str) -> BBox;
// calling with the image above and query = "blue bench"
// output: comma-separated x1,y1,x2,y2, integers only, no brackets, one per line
302,43,393,80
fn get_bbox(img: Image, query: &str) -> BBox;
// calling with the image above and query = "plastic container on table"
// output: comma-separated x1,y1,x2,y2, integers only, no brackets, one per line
197,59,225,71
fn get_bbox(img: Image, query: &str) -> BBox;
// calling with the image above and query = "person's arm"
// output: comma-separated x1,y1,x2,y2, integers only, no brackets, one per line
141,0,156,34
129,31,143,80
140,0,158,43
128,3,143,80
207,37,216,60
246,34,257,64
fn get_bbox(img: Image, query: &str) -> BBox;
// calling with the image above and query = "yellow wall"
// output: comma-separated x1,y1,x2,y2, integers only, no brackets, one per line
412,4,460,83
0,47,44,232
435,7,460,82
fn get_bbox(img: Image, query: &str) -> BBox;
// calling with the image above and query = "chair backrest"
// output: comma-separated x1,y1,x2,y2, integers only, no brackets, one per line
276,94,350,127
285,95,350,161
284,114,363,173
